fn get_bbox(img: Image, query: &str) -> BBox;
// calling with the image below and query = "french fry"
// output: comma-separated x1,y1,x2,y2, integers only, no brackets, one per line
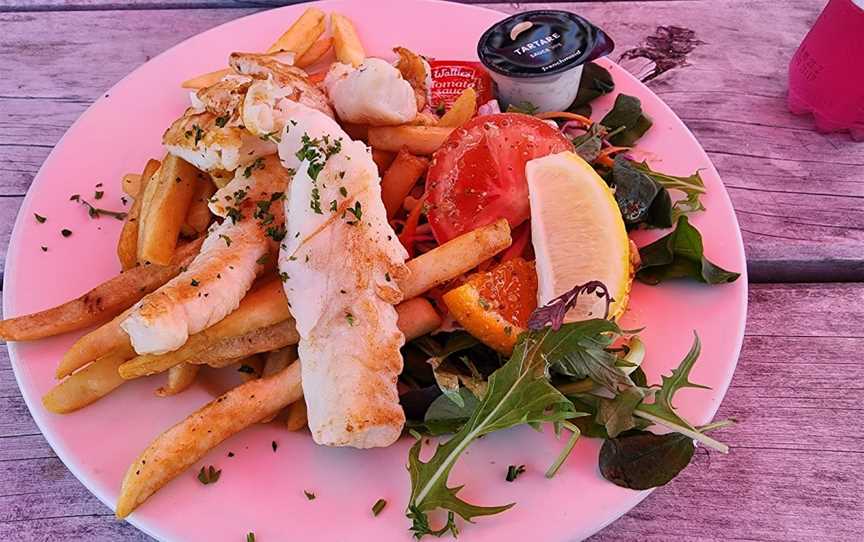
266,7,326,56
118,279,291,379
367,125,454,155
42,349,131,414
0,237,201,344
263,346,297,377
115,362,303,518
196,320,300,369
180,176,215,237
439,87,477,127
371,149,396,175
284,399,308,431
122,173,142,198
295,37,333,68
137,155,201,265
331,13,365,67
341,122,368,142
118,159,161,270
155,363,200,397
260,347,298,422
380,150,429,218
398,219,512,300
181,68,230,90
237,355,264,383
55,239,203,378
395,297,442,339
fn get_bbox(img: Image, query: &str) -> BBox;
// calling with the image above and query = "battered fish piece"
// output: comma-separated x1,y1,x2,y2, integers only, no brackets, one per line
277,101,409,448
122,156,289,355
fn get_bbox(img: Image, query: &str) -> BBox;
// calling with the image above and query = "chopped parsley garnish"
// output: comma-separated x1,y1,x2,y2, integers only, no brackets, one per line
295,133,343,180
435,103,446,116
61,229,72,237
227,452,235,458
40,246,48,252
197,465,221,485
279,271,289,282
34,213,46,223
266,226,286,242
237,364,255,374
243,158,265,179
246,532,255,542
214,115,229,128
94,190,104,200
271,441,278,452
192,124,204,145
304,490,316,501
372,499,387,516
384,272,391,282
345,201,362,224
219,234,232,247
190,279,200,287
256,255,269,265
338,171,346,180
329,199,338,212
73,196,128,220
260,130,281,143
121,196,128,205
339,186,348,197
310,187,323,214
345,312,356,326
226,207,243,224
506,464,526,482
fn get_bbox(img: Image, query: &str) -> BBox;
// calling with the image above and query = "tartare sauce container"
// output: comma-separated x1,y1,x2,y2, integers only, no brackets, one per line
477,10,614,112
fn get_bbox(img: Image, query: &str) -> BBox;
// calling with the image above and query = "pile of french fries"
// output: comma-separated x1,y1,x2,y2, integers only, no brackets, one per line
0,7,501,519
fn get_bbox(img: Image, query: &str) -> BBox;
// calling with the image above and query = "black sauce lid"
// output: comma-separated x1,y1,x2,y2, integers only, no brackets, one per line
477,10,614,78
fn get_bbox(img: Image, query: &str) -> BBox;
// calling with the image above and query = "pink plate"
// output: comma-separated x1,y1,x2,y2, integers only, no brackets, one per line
3,1,747,540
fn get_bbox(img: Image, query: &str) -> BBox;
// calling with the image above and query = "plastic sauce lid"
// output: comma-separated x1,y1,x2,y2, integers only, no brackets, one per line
477,10,614,78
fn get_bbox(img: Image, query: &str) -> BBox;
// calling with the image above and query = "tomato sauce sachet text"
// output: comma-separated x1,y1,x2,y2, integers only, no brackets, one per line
429,60,494,109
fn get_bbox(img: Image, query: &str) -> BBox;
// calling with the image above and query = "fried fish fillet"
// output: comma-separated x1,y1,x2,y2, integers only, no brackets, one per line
277,101,409,448
121,156,289,355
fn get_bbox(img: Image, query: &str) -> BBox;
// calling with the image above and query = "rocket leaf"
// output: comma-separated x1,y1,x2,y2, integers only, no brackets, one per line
406,329,581,538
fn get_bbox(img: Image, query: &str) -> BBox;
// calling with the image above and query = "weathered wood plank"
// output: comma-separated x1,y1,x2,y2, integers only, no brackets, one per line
0,515,150,542
1,283,862,540
1,1,861,281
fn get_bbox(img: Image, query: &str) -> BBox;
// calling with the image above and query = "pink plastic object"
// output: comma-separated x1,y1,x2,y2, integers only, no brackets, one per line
788,0,864,140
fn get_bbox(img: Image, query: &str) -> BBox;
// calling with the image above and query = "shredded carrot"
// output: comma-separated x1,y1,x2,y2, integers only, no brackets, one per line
595,146,631,168
398,193,428,258
534,111,593,126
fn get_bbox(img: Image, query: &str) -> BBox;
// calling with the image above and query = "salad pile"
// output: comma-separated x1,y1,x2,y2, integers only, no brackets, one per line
395,62,740,537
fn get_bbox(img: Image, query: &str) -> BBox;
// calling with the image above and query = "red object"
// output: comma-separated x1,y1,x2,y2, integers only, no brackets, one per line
787,0,864,140
424,113,573,243
429,60,494,109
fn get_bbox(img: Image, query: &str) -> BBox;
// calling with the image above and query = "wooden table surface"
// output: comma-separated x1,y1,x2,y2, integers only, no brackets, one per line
1,0,862,540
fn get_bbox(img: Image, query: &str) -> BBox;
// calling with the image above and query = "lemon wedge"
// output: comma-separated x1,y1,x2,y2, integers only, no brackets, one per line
526,151,632,321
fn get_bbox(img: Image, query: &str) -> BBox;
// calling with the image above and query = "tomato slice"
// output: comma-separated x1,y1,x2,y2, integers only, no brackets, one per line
424,113,573,243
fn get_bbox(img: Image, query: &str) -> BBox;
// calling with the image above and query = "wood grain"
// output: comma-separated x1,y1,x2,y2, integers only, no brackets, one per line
2,283,862,540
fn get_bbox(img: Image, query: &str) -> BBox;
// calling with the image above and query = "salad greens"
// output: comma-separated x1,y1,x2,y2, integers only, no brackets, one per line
406,319,581,538
568,62,615,117
403,283,733,538
600,94,654,146
637,216,741,285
